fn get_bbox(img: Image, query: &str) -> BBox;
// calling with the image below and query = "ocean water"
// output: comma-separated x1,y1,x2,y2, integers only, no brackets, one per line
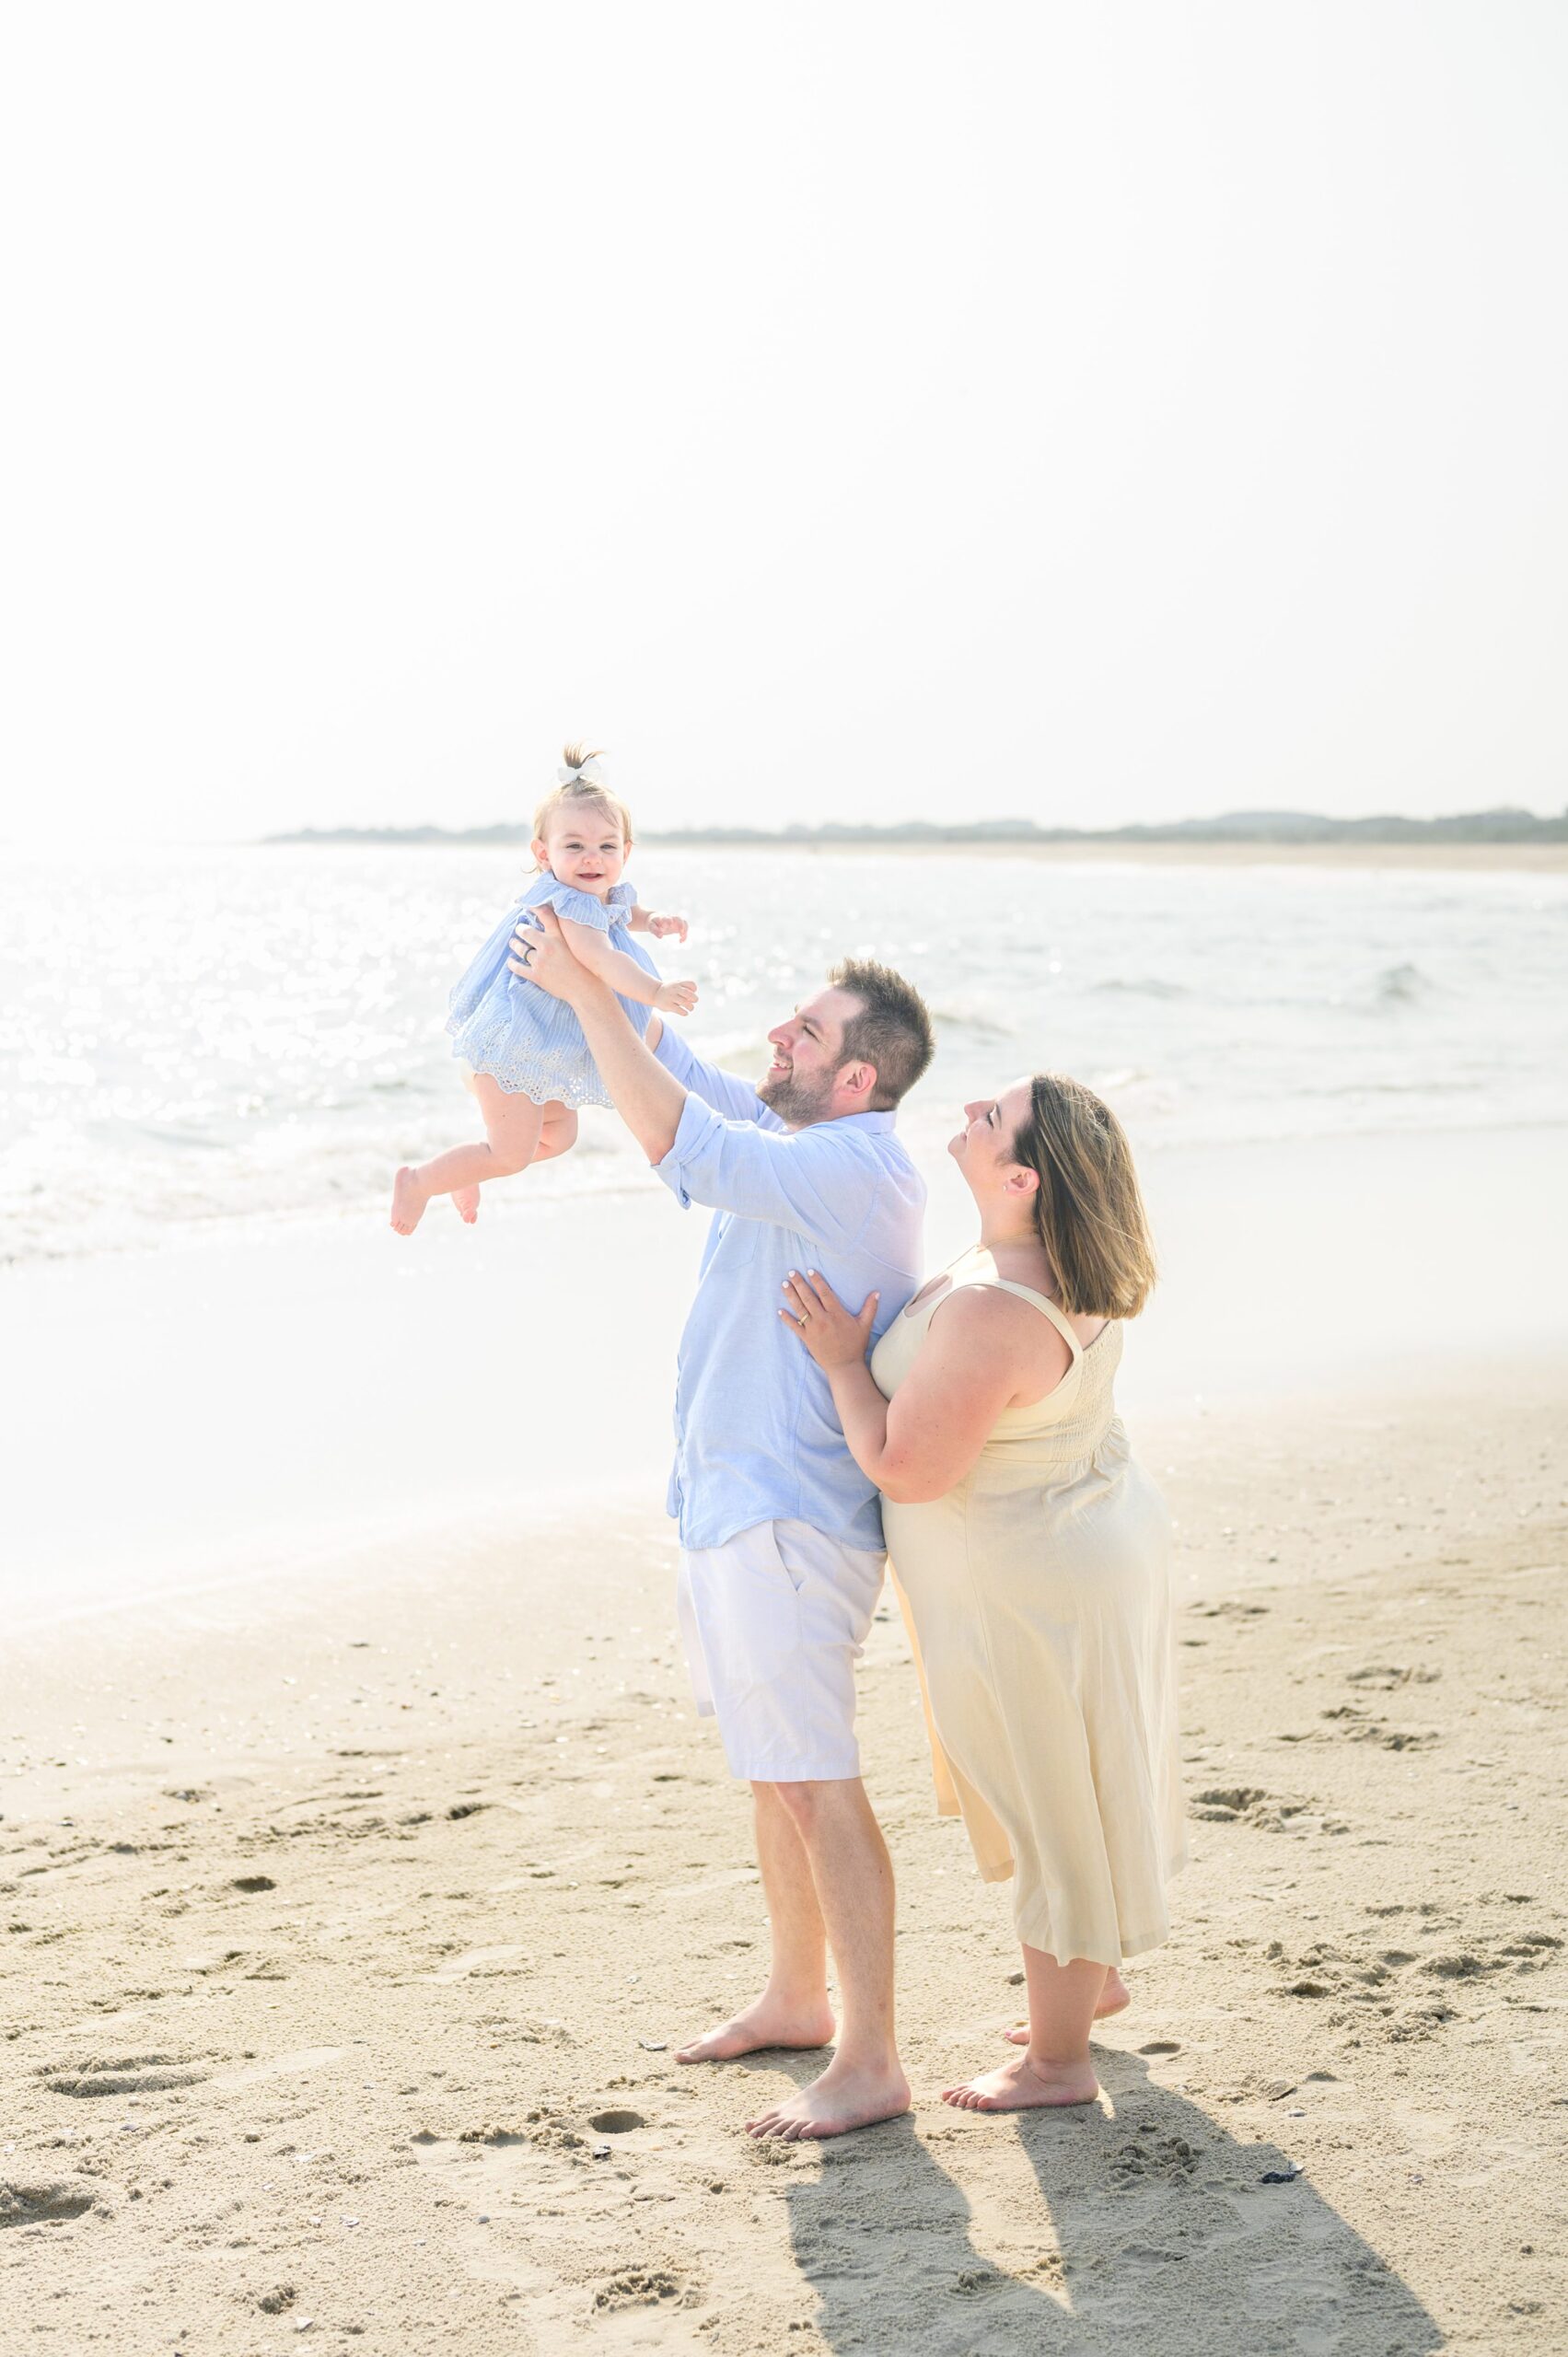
2,843,1564,1266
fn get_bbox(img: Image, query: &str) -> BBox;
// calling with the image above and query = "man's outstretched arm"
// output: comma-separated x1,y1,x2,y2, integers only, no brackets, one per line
509,904,686,1163
645,1014,784,1129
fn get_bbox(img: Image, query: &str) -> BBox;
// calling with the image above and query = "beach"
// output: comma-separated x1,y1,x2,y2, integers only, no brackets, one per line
4,842,1566,2350
9,0,1568,2332
4,1364,1564,2353
5,1104,1567,2352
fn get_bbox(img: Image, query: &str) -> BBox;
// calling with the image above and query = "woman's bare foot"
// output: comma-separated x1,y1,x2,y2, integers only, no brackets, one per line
389,1167,428,1236
746,2056,912,2141
942,2052,1099,2113
676,1992,835,2065
451,1185,481,1225
1004,1964,1129,2045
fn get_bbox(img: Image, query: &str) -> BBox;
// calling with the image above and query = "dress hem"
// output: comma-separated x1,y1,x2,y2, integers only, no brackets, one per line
448,1045,614,1110
1009,1844,1191,1966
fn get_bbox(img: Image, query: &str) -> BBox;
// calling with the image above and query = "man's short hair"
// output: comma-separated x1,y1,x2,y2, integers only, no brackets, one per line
829,958,935,1109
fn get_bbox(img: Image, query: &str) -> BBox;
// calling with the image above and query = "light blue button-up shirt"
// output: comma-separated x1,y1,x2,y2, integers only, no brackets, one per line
650,1026,925,1552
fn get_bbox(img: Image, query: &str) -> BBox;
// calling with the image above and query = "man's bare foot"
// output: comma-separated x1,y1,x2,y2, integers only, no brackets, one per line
389,1167,428,1236
942,2052,1098,2113
1004,1965,1129,2045
746,2056,912,2142
452,1185,481,1225
676,1993,835,2065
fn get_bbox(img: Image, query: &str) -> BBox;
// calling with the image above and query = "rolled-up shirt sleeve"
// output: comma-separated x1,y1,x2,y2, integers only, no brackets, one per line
652,1026,784,1130
654,1094,855,1240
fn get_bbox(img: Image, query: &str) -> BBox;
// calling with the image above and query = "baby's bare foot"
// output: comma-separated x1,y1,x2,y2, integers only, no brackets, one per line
942,2053,1098,2113
746,2057,911,2142
676,1992,834,2065
389,1167,428,1237
452,1185,481,1225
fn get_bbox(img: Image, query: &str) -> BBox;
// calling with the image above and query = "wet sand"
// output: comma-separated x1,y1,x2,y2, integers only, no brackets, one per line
8,1122,1567,1624
3,1375,1563,2353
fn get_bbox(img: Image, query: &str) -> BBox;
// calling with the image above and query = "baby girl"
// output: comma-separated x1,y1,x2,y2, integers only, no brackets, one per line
389,746,695,1235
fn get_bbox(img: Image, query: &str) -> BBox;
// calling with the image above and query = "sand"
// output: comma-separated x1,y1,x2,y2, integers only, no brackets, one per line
4,1374,1563,2355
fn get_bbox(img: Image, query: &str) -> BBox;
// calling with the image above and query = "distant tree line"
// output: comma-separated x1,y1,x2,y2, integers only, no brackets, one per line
267,805,1568,848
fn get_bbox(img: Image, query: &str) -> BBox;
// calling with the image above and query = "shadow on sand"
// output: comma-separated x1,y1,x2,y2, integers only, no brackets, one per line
762,2045,1439,2356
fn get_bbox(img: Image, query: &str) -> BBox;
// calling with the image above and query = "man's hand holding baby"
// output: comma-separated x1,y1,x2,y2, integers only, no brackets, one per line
513,904,699,1025
507,903,596,1003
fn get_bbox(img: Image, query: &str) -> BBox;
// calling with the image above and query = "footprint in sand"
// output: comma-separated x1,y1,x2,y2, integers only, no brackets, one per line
1190,1785,1271,1822
1344,1664,1441,1691
41,2053,210,2098
1277,1939,1400,2004
1190,1786,1346,1835
1501,1933,1564,1966
416,2109,587,2157
217,2048,344,2087
421,1943,530,1984
1,2177,98,2227
1110,2127,1201,2186
1270,1919,1562,2038
594,2266,699,2313
1320,1708,1440,1751
1422,1933,1562,1980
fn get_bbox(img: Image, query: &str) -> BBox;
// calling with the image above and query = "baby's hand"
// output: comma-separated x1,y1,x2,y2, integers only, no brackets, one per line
648,912,689,942
656,978,698,1016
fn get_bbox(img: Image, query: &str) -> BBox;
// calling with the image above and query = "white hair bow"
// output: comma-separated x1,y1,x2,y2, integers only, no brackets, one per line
557,756,605,785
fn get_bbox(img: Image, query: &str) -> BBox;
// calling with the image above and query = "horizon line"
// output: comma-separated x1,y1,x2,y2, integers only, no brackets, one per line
260,802,1568,849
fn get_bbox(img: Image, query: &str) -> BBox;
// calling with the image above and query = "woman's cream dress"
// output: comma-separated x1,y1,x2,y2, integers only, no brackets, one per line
871,1243,1186,1965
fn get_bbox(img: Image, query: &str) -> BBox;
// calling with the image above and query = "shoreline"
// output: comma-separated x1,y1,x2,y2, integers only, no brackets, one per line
3,1375,1563,2349
6,1121,1567,1625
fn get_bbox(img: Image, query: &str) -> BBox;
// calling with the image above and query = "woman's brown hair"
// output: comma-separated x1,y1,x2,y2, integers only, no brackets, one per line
1013,1074,1157,1320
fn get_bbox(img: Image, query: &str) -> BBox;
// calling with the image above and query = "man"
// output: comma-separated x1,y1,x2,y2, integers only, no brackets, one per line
513,903,934,2141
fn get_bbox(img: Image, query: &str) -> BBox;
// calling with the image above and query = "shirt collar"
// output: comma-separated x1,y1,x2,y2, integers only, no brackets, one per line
823,1109,897,1134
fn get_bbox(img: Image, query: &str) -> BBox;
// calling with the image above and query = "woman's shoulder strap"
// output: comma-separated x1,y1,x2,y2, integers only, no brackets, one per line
955,1255,1084,1360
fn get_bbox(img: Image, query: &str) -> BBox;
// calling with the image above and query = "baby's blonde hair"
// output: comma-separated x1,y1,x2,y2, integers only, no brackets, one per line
531,744,634,853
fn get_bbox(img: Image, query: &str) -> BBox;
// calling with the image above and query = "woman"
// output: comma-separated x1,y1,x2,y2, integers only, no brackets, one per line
780,1073,1184,2113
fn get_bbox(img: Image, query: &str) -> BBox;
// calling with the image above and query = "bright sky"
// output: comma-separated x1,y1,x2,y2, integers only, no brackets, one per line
4,2,1565,844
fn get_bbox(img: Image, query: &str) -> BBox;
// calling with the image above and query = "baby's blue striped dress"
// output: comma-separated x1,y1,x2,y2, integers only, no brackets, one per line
446,874,659,1108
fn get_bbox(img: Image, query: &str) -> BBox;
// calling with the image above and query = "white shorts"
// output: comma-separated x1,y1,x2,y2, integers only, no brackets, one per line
676,1519,887,1783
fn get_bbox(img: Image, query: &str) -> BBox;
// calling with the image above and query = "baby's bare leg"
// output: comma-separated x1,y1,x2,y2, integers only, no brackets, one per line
452,1102,575,1220
390,1078,546,1236
449,1062,486,1222
529,1104,578,1164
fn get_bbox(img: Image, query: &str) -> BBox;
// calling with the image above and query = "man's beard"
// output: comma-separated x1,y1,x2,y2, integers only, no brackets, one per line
758,1060,838,1125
